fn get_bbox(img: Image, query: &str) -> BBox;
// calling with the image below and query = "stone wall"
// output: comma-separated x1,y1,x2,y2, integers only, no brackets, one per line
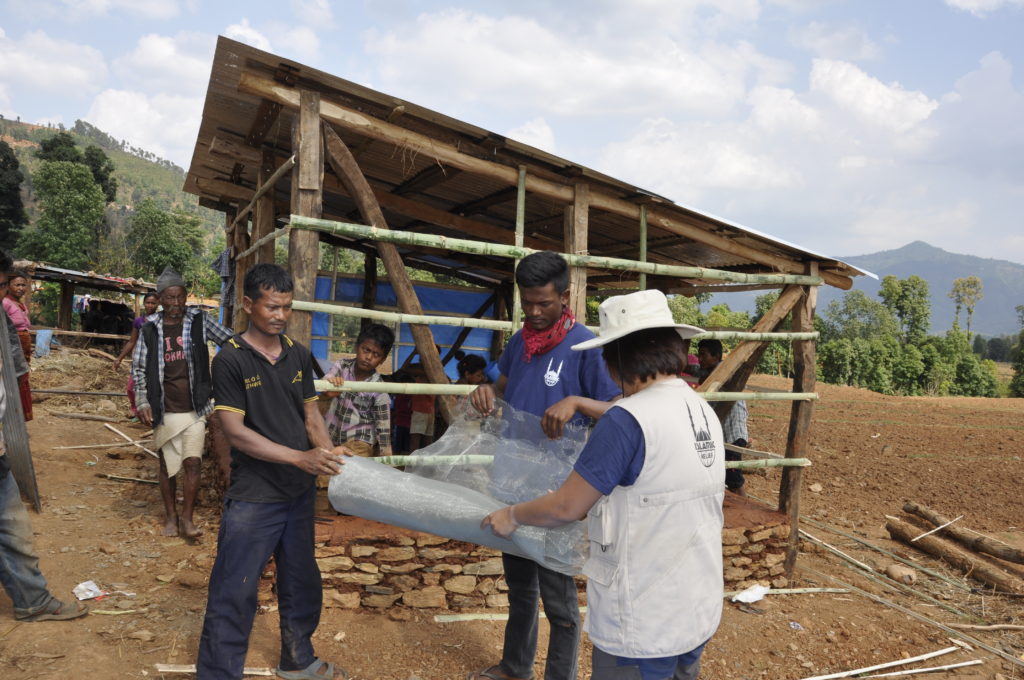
282,504,791,612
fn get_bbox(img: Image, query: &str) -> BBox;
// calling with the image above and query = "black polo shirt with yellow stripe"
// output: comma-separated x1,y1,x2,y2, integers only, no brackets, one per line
212,333,319,502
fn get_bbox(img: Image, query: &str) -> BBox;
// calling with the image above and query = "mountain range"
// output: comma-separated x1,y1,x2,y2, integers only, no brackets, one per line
820,241,1024,337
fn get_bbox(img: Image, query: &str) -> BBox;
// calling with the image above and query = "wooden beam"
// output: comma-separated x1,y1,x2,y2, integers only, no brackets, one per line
221,210,235,328
57,281,74,330
511,167,526,327
246,99,282,147
451,186,519,216
780,265,818,576
229,155,295,233
697,285,803,394
350,104,405,159
236,70,854,290
321,122,454,423
565,182,589,319
287,90,324,345
638,205,648,290
393,163,462,196
208,135,263,165
231,212,251,333
189,175,254,202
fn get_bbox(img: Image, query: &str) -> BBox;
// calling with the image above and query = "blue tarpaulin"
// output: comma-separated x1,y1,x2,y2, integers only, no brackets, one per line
311,274,498,380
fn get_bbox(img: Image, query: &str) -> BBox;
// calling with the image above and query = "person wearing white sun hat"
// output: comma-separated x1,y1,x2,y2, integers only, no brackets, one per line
482,289,726,680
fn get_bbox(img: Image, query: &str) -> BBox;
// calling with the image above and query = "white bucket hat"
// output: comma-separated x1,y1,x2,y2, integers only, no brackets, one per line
571,289,704,351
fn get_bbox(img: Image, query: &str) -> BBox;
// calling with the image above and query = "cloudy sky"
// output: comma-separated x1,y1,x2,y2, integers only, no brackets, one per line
2,0,1022,264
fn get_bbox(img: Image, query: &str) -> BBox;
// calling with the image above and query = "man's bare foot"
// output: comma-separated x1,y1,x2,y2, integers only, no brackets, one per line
162,516,179,537
179,518,203,539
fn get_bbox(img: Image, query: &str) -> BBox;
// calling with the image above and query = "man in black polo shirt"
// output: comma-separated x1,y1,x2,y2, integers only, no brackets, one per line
196,264,349,680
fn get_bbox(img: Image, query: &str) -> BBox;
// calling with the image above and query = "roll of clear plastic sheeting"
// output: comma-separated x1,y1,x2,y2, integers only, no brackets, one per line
327,399,590,575
327,456,586,575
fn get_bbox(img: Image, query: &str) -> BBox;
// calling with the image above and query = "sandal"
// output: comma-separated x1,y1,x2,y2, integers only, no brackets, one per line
276,658,347,679
17,598,89,622
466,665,532,680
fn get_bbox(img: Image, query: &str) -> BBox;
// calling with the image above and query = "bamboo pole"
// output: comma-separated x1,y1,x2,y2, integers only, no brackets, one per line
290,216,824,287
34,389,129,397
104,423,158,458
292,300,509,331
53,440,152,450
694,331,818,341
237,226,289,260
292,300,819,343
31,328,131,341
375,455,494,466
313,380,474,395
229,155,295,232
511,166,526,326
702,392,817,402
864,660,982,678
798,647,958,680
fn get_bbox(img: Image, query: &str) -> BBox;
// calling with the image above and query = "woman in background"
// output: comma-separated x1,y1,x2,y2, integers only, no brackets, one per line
3,270,34,421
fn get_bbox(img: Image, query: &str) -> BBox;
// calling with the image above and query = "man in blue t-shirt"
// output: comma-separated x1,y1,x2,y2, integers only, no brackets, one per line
468,251,620,680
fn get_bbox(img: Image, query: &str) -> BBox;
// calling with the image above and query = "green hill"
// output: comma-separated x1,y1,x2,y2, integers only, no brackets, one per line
0,117,219,234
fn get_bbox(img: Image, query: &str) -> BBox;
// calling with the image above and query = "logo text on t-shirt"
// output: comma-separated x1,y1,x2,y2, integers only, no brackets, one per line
543,358,563,387
687,402,717,468
244,375,263,390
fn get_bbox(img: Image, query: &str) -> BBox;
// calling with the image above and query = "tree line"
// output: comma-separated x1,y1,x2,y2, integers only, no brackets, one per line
665,274,1023,398
0,132,220,308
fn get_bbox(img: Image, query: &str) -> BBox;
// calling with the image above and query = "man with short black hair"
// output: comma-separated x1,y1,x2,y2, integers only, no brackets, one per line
469,250,620,680
196,263,348,680
131,266,233,537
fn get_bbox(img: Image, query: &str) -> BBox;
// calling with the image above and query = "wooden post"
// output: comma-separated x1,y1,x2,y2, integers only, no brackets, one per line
511,166,526,326
221,210,236,328
288,90,324,347
780,264,818,576
232,215,252,333
564,183,589,320
321,122,453,422
638,205,648,290
0,305,39,510
361,252,377,333
57,281,73,330
254,147,277,264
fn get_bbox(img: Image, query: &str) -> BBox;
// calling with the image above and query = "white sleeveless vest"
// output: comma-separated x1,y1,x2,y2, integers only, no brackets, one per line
583,378,725,658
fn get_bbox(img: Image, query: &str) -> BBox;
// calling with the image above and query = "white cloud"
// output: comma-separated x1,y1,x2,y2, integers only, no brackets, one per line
291,0,334,27
112,32,214,96
280,26,321,62
506,117,556,153
225,18,272,52
28,0,181,20
0,29,108,96
791,21,882,61
365,9,786,118
86,89,201,167
842,201,978,255
810,59,938,134
598,117,802,204
747,85,820,132
944,0,1024,16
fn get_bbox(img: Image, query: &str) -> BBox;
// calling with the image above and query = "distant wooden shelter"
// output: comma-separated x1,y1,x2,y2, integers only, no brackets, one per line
184,36,869,574
18,262,154,331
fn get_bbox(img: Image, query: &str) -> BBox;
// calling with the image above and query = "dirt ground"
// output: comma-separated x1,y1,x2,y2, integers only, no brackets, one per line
2,350,1023,680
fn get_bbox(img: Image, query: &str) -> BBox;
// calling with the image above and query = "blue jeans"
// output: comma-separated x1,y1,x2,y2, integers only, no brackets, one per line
500,553,580,680
196,486,322,680
0,467,54,618
590,646,702,680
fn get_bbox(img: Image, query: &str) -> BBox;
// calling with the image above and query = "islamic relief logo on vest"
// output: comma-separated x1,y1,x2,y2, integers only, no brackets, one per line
543,358,564,387
687,402,717,467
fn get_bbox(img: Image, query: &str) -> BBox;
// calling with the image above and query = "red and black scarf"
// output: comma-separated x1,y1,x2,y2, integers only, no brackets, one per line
521,305,576,362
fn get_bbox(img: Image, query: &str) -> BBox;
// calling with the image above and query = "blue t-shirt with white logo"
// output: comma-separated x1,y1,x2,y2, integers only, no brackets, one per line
497,323,620,428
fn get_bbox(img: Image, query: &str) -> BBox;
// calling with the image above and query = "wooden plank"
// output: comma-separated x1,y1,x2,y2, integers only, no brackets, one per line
229,155,294,232
638,205,648,290
287,90,324,346
236,70,853,290
565,182,589,319
208,135,263,165
31,328,130,341
511,167,526,327
780,267,818,576
321,122,454,423
393,163,462,196
697,285,803,394
245,98,282,147
190,175,254,202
